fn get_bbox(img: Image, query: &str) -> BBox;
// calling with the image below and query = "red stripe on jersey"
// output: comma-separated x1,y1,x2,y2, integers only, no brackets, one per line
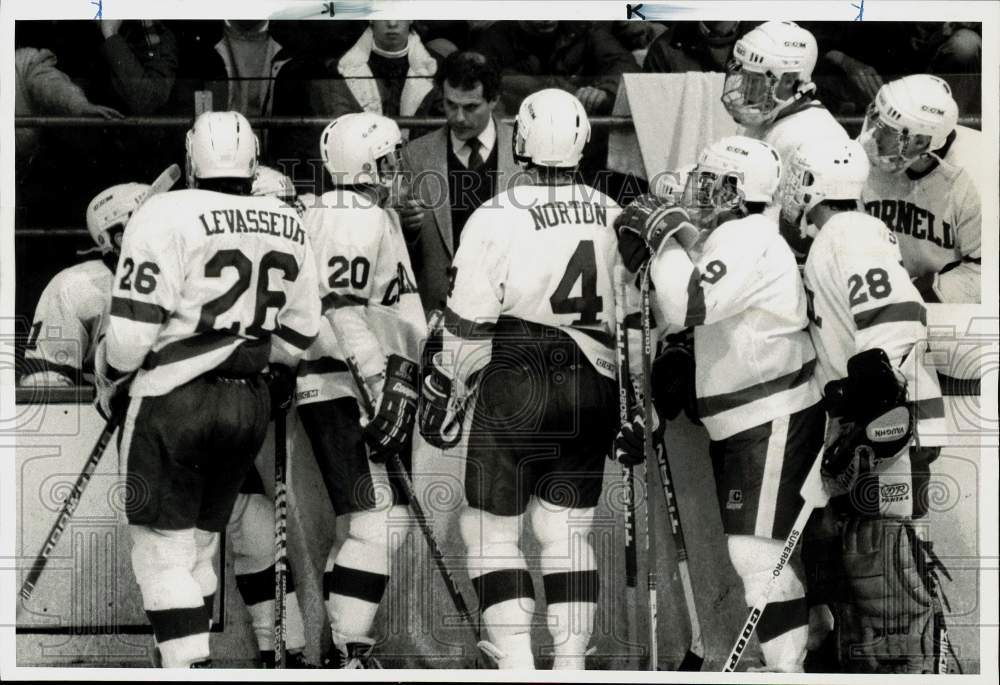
111,296,169,324
915,397,946,420
274,324,315,351
141,332,243,371
297,356,350,376
853,301,927,330
321,292,368,312
697,358,817,418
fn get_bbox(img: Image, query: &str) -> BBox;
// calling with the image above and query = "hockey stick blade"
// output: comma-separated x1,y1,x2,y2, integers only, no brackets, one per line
148,163,181,197
19,412,122,605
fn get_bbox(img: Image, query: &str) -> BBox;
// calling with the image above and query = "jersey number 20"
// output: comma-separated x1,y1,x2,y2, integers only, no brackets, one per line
196,249,299,336
550,240,603,325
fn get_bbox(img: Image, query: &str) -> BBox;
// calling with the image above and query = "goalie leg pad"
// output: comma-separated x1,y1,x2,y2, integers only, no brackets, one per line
837,517,943,673
728,534,809,672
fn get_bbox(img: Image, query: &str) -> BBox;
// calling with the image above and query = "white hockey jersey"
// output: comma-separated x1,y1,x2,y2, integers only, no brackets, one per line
105,189,321,397
861,125,983,303
296,189,426,406
21,259,112,385
803,211,946,445
649,212,821,440
742,100,849,162
442,182,625,388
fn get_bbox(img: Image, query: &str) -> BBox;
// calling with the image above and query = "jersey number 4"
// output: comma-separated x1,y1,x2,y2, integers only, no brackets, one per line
550,240,603,325
196,249,299,336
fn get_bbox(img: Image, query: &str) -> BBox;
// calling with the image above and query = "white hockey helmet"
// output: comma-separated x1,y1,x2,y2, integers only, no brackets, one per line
513,88,591,168
85,182,152,254
780,138,870,231
252,165,297,201
722,20,818,126
320,112,403,187
682,136,782,226
858,74,959,173
185,111,260,187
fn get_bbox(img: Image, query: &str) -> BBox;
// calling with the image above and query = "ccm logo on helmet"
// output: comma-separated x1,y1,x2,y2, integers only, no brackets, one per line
725,145,749,156
921,105,946,116
784,41,807,48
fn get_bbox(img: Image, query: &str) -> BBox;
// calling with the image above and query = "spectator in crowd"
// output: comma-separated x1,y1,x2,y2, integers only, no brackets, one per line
611,20,668,66
399,51,521,313
15,47,123,178
473,20,638,115
172,20,292,118
807,22,982,114
312,20,441,124
643,21,757,73
90,19,179,115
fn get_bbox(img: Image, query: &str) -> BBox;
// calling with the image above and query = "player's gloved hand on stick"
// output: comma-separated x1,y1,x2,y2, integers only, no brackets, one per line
651,329,698,422
362,354,419,462
94,338,131,422
263,363,296,418
612,408,647,466
418,352,464,449
614,194,699,272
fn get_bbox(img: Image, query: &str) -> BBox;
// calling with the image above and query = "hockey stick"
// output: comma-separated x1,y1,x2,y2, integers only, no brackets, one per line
722,451,829,672
612,264,641,669
340,351,484,655
273,408,289,669
19,411,123,604
148,163,182,196
638,267,659,670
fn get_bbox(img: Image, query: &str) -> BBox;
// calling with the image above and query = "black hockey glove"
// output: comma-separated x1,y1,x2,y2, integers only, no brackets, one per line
418,353,464,449
362,355,419,462
94,337,131,422
613,408,646,466
614,194,699,272
263,364,296,419
650,329,699,423
822,348,913,484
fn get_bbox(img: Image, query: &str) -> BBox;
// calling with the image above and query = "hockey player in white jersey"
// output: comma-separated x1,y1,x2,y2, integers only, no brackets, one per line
295,112,426,668
858,74,981,303
19,182,151,387
419,89,624,670
722,20,850,260
614,136,826,672
780,138,949,673
98,111,321,668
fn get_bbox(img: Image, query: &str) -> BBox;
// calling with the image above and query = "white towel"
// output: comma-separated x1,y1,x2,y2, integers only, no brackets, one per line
608,73,739,183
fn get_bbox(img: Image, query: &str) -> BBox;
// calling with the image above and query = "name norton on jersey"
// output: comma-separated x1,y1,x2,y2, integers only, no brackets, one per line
529,201,609,231
198,208,307,245
864,200,955,250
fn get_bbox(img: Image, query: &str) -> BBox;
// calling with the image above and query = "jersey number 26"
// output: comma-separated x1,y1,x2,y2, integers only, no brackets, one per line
196,249,299,337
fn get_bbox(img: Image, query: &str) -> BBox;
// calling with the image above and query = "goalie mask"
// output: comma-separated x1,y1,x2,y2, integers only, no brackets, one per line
682,136,781,228
858,74,959,174
722,21,818,127
86,182,152,255
320,112,404,190
780,139,870,240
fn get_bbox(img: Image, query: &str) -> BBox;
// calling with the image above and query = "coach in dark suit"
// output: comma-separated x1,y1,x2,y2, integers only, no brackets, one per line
399,51,522,314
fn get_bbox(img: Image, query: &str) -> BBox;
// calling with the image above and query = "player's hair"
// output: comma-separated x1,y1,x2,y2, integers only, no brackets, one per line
528,164,581,185
197,177,253,195
743,201,766,215
435,50,501,102
819,199,860,212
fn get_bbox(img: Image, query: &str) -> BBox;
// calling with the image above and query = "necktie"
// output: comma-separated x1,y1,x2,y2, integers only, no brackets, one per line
466,138,484,171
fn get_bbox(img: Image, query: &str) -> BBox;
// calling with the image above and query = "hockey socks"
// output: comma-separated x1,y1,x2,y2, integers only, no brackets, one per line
235,564,307,652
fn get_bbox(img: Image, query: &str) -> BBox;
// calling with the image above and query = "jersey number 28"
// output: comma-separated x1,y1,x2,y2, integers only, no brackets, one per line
550,240,603,326
196,249,299,336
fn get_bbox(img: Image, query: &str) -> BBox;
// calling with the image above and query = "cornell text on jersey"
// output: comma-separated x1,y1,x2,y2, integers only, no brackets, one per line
198,208,307,245
529,201,609,231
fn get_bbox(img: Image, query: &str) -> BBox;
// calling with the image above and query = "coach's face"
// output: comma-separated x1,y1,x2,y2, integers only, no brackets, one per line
443,81,497,141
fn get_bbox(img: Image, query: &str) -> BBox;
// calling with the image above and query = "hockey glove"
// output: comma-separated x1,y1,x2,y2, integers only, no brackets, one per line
362,355,419,462
418,352,464,449
263,363,296,419
614,194,700,272
613,408,646,466
94,338,131,422
650,329,699,423
822,348,913,486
